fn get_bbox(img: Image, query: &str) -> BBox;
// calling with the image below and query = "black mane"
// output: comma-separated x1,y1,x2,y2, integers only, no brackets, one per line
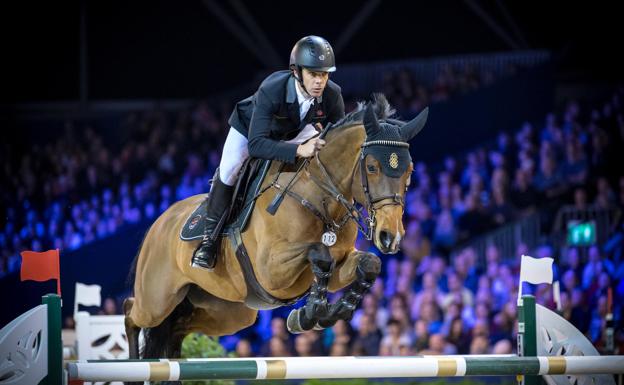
329,93,398,131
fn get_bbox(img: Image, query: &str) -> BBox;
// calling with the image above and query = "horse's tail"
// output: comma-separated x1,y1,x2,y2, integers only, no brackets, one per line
141,296,194,359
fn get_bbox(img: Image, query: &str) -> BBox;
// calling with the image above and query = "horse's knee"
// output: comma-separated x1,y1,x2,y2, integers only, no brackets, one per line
357,252,381,281
308,243,333,272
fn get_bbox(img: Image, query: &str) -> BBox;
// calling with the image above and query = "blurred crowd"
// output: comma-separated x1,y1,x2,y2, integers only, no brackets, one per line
2,66,623,357
380,62,511,117
0,104,229,273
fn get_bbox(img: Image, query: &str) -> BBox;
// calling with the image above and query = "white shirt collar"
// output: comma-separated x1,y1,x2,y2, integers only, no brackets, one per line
295,80,315,105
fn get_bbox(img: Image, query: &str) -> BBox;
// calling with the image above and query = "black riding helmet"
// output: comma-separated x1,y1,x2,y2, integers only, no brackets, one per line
289,35,336,73
289,36,336,96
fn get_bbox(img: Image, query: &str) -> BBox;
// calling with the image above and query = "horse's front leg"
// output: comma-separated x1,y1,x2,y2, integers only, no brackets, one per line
286,243,334,333
317,249,381,328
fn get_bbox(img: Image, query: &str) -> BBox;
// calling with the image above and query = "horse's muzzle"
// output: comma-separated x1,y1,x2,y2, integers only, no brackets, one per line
378,230,400,254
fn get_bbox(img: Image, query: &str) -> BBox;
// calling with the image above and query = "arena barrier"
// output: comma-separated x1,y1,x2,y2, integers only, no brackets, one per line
1,294,623,385
0,294,62,385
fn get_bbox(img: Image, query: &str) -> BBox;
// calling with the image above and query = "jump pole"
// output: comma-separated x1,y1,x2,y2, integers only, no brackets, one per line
66,355,624,382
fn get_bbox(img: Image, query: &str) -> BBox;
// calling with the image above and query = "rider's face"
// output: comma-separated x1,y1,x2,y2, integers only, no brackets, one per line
300,68,329,98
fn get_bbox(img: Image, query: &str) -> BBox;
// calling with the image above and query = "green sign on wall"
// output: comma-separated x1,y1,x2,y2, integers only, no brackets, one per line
567,220,596,246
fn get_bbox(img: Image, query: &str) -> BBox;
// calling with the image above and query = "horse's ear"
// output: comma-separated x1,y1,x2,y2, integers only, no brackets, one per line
363,103,380,137
400,107,429,142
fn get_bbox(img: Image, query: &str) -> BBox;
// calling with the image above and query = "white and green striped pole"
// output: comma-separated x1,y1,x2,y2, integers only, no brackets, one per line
66,355,624,382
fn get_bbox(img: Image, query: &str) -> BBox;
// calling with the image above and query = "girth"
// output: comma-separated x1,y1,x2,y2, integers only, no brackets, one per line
228,227,308,310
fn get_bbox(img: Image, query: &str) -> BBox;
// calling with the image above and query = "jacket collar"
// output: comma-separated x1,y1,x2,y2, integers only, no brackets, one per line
286,75,297,104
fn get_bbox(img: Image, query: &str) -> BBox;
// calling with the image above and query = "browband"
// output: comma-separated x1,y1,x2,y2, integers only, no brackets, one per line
361,140,409,148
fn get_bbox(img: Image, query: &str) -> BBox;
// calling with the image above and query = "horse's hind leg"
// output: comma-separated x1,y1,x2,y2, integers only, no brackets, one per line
318,250,381,328
123,298,140,359
123,295,189,360
186,285,258,336
287,243,334,333
123,298,145,385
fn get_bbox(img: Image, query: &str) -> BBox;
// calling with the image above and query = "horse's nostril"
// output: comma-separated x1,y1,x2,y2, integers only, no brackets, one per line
380,231,393,250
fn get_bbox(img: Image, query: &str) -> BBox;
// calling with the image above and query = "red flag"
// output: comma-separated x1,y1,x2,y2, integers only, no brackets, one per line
20,249,61,295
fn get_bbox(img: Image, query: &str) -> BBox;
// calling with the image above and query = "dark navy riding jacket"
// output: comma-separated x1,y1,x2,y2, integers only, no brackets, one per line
228,70,345,164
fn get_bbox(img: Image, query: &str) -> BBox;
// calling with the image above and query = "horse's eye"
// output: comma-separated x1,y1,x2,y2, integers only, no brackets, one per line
367,165,377,173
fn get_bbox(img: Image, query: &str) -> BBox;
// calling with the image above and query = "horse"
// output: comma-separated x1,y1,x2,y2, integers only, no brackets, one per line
123,95,428,359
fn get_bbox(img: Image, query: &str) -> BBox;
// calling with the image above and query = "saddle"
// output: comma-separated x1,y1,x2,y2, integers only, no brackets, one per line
179,158,272,241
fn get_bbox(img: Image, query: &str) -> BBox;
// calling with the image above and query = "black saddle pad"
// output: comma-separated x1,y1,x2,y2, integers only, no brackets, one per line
180,159,272,241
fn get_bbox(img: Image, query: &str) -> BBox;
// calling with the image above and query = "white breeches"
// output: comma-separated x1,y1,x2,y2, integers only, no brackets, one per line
219,128,250,186
218,124,320,186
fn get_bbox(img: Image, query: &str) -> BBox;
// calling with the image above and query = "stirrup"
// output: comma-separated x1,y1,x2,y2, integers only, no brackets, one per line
191,239,217,271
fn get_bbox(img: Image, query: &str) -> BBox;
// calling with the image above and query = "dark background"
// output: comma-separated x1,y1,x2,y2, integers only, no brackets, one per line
2,0,621,103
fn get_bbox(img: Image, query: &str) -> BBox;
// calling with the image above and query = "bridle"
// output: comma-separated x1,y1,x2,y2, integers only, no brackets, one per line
271,138,408,241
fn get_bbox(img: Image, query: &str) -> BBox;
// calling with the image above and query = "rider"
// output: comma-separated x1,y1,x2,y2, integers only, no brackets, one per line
191,35,346,270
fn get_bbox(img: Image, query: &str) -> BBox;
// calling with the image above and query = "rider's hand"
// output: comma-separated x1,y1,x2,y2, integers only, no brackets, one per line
296,137,326,158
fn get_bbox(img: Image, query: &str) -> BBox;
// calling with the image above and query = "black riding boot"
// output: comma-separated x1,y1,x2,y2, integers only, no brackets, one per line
191,176,234,270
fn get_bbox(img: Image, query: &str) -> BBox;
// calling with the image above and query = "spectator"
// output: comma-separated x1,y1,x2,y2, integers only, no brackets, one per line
432,205,457,253
267,337,293,357
235,338,254,357
420,333,457,355
260,317,293,356
491,339,513,354
446,317,471,354
442,272,474,311
380,319,411,356
533,155,566,198
294,334,314,357
489,186,515,226
457,193,491,241
352,313,382,356
99,297,118,316
329,342,349,356
351,293,388,332
582,246,605,290
469,335,490,354
411,319,430,353
561,140,588,186
401,220,431,263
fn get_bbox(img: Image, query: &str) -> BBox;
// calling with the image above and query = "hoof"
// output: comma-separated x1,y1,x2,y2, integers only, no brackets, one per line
286,309,305,334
